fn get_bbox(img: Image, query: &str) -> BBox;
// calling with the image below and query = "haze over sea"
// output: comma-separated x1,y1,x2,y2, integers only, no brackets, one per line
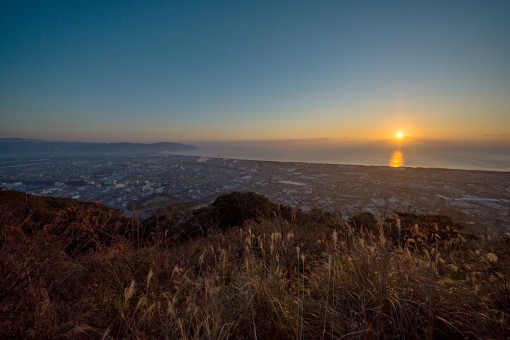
172,139,510,172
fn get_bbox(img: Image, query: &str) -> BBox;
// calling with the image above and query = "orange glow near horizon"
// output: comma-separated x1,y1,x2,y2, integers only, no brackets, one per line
390,150,404,168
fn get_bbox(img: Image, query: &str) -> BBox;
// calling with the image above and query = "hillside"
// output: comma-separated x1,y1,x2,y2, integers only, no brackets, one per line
0,189,509,338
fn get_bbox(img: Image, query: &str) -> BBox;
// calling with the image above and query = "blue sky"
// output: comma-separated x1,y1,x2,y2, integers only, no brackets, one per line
1,0,509,141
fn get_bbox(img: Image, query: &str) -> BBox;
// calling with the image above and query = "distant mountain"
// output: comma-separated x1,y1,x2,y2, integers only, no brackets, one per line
0,138,196,157
75,142,197,154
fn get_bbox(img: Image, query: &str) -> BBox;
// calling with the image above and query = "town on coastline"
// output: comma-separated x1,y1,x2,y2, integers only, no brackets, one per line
1,154,509,233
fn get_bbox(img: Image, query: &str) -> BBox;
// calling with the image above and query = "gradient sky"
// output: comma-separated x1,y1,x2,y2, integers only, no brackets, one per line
1,0,509,142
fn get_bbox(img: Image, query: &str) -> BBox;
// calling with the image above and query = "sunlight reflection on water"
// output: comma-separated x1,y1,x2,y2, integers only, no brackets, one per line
390,150,404,167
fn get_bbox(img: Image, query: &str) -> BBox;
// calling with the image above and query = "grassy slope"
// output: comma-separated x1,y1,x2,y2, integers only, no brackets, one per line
0,190,509,338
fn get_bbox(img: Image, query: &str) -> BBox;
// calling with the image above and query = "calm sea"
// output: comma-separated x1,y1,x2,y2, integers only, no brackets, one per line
172,139,510,172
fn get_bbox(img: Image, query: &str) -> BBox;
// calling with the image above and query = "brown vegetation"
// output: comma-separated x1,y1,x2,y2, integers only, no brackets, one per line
1,189,509,338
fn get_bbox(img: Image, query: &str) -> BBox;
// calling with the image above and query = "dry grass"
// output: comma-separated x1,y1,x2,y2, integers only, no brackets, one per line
1,193,509,339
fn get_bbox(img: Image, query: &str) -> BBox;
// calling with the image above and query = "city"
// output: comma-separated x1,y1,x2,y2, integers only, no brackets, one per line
1,154,509,233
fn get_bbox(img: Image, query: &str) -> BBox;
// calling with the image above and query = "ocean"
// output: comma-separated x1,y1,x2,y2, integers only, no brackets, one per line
171,139,510,172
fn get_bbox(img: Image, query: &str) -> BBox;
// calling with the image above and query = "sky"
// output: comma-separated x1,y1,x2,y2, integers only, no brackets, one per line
1,0,509,142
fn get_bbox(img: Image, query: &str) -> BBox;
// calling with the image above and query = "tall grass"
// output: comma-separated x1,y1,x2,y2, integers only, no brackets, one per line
1,199,509,338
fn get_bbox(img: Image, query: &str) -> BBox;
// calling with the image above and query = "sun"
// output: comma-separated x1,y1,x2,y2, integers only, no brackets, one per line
396,131,404,139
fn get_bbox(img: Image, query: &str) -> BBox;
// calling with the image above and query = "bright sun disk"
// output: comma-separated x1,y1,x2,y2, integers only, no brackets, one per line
396,131,404,139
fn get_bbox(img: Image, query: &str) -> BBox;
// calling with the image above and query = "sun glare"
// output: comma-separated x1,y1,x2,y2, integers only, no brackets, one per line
396,131,404,139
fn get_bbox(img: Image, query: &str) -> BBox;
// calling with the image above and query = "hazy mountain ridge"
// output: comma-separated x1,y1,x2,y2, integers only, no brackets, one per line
0,138,196,157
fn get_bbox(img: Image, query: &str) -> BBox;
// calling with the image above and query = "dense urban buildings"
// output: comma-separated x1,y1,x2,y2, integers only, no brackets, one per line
1,154,509,232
